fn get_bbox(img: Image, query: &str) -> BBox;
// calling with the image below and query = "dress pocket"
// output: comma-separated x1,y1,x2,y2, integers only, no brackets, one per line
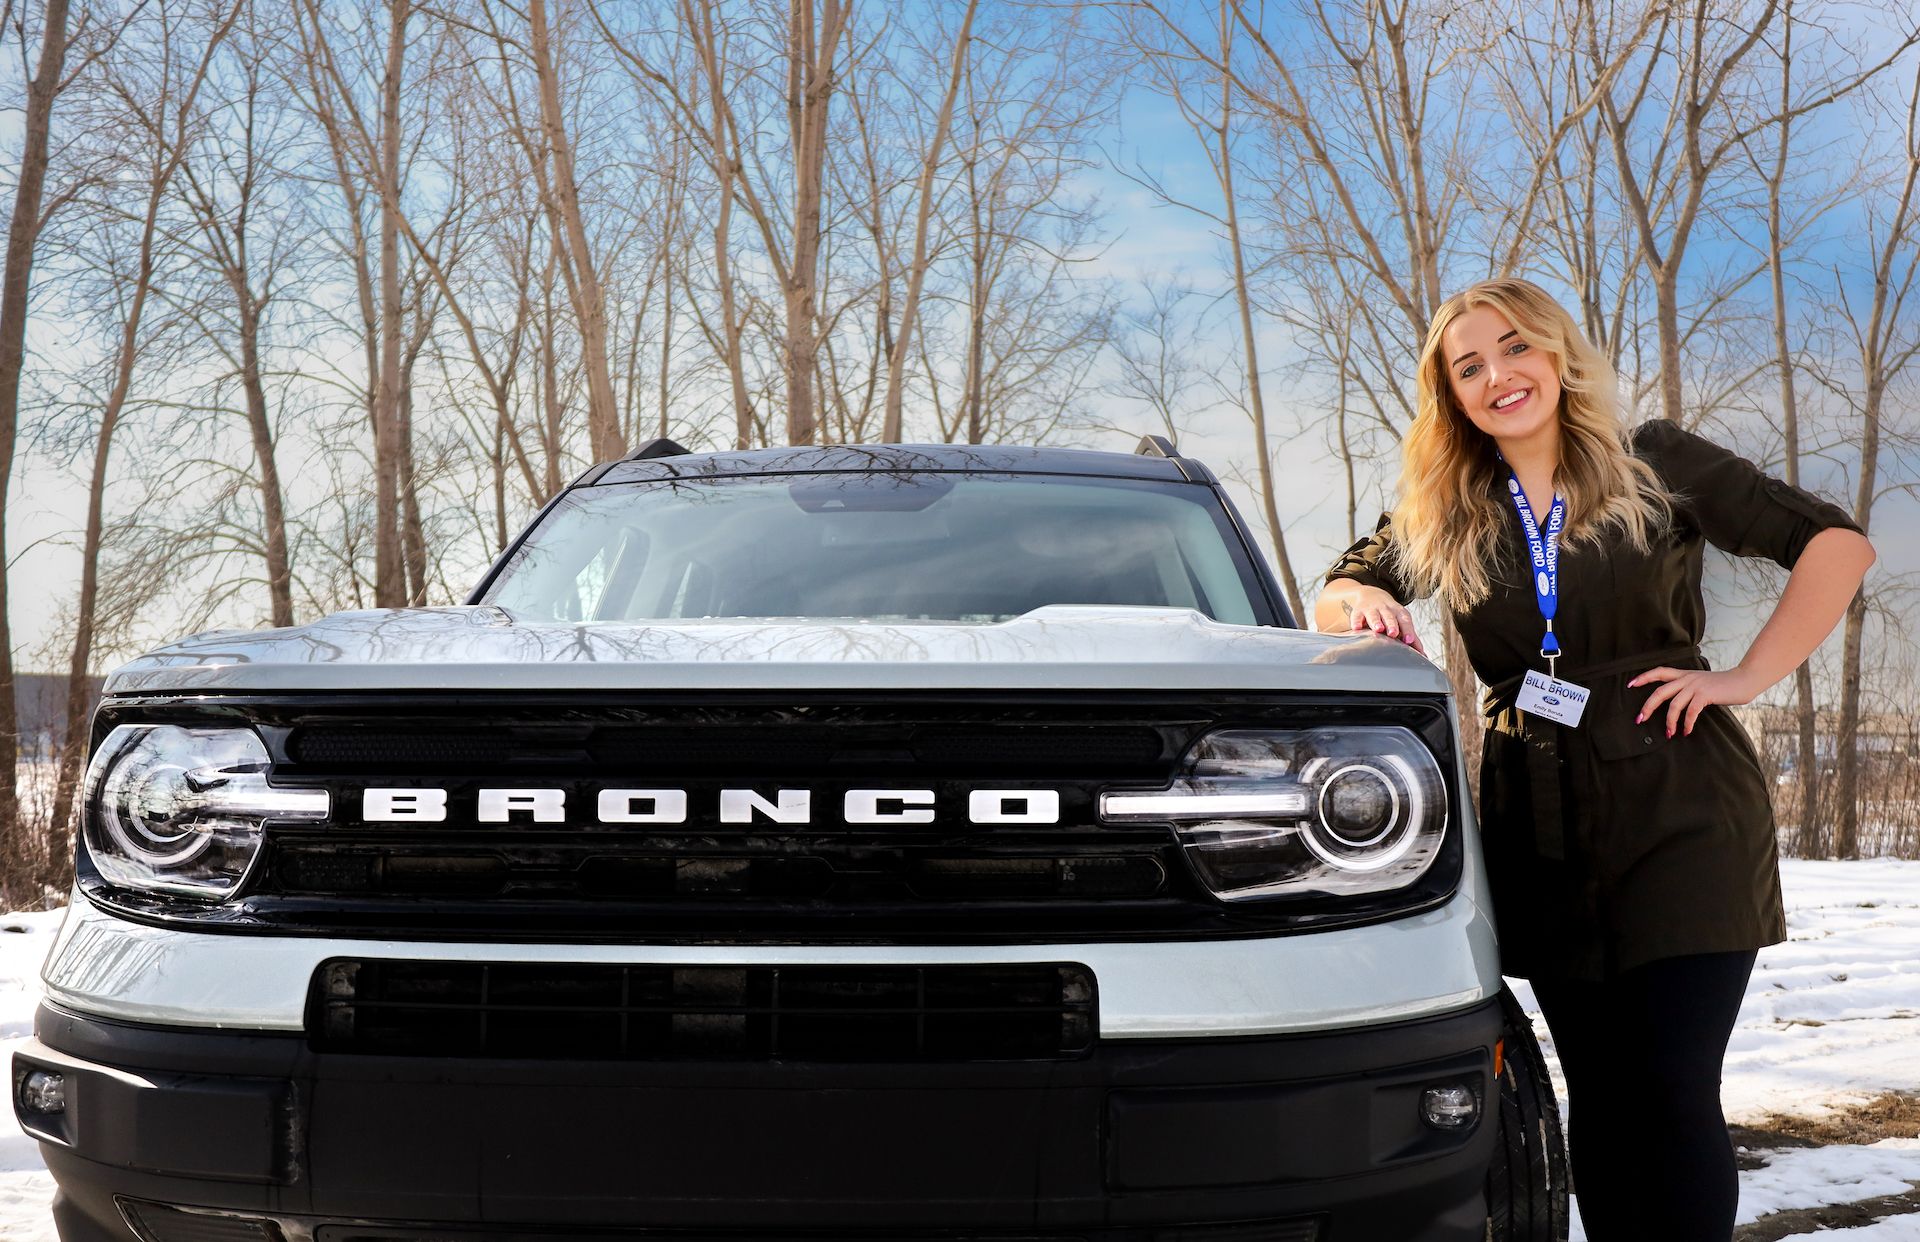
1585,671,1676,762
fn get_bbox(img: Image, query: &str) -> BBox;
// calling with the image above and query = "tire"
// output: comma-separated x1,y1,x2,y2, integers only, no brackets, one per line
1485,985,1570,1242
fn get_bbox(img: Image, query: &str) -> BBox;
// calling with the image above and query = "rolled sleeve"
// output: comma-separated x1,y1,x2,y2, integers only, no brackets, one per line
1631,419,1864,569
1324,511,1421,604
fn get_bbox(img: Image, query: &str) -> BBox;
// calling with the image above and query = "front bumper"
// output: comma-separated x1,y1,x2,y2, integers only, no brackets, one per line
38,885,1501,1038
16,996,1501,1242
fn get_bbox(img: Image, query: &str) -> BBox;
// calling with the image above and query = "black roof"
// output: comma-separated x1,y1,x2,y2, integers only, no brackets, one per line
592,443,1203,487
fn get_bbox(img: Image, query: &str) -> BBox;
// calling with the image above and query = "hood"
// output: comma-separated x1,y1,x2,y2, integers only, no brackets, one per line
102,604,1451,697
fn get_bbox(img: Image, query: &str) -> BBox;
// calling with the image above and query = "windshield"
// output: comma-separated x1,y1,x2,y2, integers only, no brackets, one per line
482,473,1266,625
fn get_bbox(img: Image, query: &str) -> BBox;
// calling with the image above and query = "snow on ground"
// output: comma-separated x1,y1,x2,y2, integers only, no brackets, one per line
1773,1220,1920,1240
1738,1140,1920,1220
0,909,63,1242
1727,861,1920,1123
1,859,1918,1241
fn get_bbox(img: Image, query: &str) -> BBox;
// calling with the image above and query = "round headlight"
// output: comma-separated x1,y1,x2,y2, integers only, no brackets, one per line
1317,763,1399,847
1097,726,1447,900
83,725,327,898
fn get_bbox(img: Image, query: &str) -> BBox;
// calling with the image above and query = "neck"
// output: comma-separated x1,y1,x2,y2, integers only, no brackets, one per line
1495,425,1560,486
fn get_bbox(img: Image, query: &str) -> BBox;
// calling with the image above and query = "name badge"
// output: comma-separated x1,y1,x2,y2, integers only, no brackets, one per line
1515,669,1590,727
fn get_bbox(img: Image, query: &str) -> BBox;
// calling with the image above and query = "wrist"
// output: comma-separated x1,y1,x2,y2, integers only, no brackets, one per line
1728,661,1779,702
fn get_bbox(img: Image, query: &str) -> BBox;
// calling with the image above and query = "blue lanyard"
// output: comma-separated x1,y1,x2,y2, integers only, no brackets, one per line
1501,465,1565,676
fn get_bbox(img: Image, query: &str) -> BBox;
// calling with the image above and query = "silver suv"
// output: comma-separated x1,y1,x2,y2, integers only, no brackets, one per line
13,439,1566,1242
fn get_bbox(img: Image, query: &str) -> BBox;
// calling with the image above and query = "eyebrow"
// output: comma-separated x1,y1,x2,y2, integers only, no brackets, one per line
1451,330,1520,368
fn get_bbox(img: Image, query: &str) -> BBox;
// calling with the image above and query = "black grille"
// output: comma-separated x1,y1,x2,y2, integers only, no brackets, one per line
87,695,1463,943
287,723,1168,774
312,960,1096,1061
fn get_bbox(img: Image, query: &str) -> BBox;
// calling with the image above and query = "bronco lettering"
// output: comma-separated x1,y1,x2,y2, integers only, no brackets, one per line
361,786,1062,825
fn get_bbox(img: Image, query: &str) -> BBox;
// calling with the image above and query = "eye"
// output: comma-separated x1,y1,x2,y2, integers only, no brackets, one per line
1458,362,1481,380
1506,341,1529,356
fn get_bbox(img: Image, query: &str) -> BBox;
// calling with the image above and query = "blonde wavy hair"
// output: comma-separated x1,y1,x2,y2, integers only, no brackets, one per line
1389,278,1673,609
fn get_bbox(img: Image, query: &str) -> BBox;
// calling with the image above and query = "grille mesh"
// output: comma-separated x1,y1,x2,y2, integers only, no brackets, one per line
291,730,512,766
313,960,1096,1061
286,724,1166,774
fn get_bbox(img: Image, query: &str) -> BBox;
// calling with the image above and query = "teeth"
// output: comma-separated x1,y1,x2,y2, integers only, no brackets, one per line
1494,389,1528,409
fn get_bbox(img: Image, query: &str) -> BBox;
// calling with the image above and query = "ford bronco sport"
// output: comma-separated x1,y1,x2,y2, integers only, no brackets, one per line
14,438,1566,1242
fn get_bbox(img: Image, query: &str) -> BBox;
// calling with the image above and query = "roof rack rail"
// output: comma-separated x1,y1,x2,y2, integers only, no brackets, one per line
1134,434,1180,459
625,437,691,461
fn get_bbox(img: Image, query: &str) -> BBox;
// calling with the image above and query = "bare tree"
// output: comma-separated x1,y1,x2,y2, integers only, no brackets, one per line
1827,63,1920,858
595,0,852,446
1587,0,1916,423
780,0,853,445
1737,0,1840,855
172,0,300,630
878,0,976,443
1214,1,1300,618
519,0,623,459
42,0,241,891
293,0,466,606
373,0,410,606
0,0,77,902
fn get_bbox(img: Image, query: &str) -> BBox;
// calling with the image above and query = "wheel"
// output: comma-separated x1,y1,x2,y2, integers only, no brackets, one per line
1485,985,1570,1241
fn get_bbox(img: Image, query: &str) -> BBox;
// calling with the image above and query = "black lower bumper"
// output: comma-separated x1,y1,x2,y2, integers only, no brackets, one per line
17,996,1501,1242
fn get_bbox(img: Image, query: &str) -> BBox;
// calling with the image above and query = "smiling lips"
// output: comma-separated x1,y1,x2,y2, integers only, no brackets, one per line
1491,387,1531,412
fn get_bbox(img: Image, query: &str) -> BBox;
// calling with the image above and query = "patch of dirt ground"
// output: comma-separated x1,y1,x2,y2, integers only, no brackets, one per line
1730,1092,1920,1242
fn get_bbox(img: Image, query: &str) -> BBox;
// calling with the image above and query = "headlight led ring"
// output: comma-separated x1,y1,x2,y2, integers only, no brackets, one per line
1314,762,1401,849
103,755,221,867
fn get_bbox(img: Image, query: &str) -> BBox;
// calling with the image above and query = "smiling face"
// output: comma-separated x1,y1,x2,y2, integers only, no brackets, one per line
1440,304,1564,457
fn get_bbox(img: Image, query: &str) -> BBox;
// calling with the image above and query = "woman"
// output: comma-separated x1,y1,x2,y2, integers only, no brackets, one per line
1313,278,1875,1240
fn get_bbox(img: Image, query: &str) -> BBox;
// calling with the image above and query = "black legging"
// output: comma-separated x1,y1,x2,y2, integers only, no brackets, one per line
1529,949,1757,1241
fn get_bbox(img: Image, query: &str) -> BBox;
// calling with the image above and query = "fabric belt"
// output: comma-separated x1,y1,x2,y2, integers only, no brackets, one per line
1479,643,1704,862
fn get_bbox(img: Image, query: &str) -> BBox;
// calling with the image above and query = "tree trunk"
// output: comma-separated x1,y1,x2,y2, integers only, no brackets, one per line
716,157,752,448
1832,589,1866,859
399,383,428,604
965,239,987,445
1442,613,1483,816
374,0,409,607
492,409,510,553
658,227,674,441
782,0,849,446
1793,665,1821,854
1655,263,1683,422
238,296,295,628
48,406,123,895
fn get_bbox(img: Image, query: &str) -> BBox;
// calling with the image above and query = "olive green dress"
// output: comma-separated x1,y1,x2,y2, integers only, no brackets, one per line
1324,419,1864,981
